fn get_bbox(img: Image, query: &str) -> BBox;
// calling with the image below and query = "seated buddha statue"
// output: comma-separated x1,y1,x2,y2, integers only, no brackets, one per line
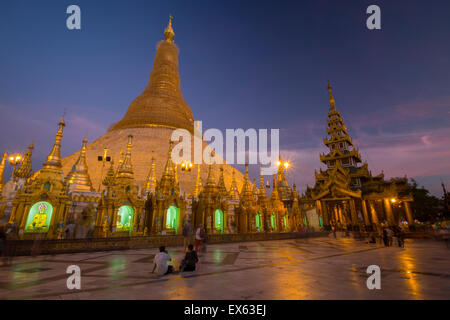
30,204,48,230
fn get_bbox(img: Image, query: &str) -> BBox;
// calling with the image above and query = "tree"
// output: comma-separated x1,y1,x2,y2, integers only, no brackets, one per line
408,179,445,222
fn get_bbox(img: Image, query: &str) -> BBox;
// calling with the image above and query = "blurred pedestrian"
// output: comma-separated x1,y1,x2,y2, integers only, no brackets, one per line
195,225,205,254
179,244,199,272
382,228,389,247
182,220,193,252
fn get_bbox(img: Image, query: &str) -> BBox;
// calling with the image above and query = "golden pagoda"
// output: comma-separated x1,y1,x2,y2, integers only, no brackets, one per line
255,169,269,232
110,15,193,133
95,135,145,237
65,138,94,193
236,164,258,233
143,156,157,196
267,174,286,232
149,141,186,235
9,117,71,239
194,164,228,233
60,16,245,199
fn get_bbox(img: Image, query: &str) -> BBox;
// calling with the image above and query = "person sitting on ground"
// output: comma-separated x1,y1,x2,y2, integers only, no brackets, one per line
152,246,174,276
180,244,199,272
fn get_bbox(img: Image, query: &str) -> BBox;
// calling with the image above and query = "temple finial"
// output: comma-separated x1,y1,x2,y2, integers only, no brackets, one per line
43,116,66,169
327,81,336,110
164,14,175,42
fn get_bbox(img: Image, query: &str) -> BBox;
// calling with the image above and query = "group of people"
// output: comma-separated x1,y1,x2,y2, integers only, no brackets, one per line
152,220,207,276
381,226,405,247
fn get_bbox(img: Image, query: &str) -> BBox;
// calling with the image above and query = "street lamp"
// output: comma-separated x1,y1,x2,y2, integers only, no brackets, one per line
8,153,22,179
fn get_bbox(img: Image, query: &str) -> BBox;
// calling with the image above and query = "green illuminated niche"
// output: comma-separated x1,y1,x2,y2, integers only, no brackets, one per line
166,206,180,231
284,215,289,231
215,209,224,232
271,213,277,231
116,205,134,231
25,201,53,233
256,213,262,230
319,216,323,227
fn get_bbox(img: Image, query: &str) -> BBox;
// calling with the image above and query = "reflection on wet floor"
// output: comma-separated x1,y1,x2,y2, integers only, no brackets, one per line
0,237,449,299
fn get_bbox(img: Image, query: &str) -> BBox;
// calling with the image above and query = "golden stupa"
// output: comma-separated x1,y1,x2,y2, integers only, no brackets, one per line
61,17,245,194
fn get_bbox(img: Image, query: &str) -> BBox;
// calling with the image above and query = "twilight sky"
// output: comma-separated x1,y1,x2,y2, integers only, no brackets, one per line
0,0,449,196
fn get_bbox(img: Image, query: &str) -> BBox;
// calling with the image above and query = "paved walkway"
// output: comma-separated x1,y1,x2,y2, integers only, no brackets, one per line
0,236,449,299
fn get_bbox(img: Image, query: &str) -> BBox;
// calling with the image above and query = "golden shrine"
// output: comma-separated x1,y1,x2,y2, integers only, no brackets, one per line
301,83,414,230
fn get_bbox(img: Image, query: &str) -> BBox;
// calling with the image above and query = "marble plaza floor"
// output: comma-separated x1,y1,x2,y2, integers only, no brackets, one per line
0,236,449,300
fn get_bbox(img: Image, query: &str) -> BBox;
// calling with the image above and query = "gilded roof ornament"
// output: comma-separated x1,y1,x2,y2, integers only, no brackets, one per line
15,142,34,179
43,116,65,170
258,168,267,200
144,156,156,195
116,135,134,179
164,15,175,42
217,166,228,197
328,81,336,110
65,137,94,193
229,169,240,201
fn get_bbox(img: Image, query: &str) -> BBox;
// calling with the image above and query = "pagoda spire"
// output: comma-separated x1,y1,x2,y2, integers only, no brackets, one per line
321,82,362,171
110,14,194,133
229,169,240,201
258,168,267,200
103,159,115,189
0,151,6,195
328,81,336,110
144,156,157,195
270,174,280,201
217,166,228,197
164,14,175,43
240,163,254,202
43,116,65,170
205,164,215,186
65,137,94,193
163,140,175,176
15,142,34,179
116,135,134,179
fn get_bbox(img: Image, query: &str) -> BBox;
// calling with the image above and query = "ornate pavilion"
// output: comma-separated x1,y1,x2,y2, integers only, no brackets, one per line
301,83,414,231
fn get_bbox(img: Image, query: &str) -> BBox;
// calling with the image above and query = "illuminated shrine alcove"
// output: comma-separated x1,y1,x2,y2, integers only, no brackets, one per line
256,212,262,231
116,205,134,232
25,201,53,233
271,213,277,232
284,215,289,231
215,209,224,233
166,206,180,232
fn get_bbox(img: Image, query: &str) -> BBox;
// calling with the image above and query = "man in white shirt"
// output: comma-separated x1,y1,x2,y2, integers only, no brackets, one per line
152,246,173,275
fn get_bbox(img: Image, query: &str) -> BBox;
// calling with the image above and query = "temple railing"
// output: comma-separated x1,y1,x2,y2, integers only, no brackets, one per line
6,232,328,256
